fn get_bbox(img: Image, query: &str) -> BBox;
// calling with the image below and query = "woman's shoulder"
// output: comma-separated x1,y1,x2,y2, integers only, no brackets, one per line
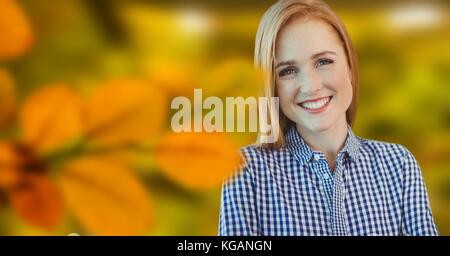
357,136,416,165
238,143,289,170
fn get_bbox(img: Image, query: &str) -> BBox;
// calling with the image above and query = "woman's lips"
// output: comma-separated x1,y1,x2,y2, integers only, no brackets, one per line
297,96,332,114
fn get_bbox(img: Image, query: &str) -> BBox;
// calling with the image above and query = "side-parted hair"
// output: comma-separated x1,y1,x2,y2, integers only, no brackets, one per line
255,0,359,148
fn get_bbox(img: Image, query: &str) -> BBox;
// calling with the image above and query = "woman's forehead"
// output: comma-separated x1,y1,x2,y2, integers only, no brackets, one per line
276,18,342,61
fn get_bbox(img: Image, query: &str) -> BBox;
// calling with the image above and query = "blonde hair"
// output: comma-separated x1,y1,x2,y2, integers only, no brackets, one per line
255,0,359,148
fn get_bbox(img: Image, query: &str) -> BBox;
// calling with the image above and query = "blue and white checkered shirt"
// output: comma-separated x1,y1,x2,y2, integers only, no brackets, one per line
219,125,438,236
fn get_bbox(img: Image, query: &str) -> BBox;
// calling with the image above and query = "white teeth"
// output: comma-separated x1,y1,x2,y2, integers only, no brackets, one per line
300,97,330,110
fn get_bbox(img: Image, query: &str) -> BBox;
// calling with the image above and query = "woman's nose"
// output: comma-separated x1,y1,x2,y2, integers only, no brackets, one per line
298,68,322,95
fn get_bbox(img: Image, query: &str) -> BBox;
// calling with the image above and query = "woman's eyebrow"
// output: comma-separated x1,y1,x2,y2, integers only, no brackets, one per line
275,60,296,69
275,51,336,69
311,50,336,60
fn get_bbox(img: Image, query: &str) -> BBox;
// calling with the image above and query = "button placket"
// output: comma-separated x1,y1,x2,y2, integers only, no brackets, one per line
331,157,348,236
312,157,335,234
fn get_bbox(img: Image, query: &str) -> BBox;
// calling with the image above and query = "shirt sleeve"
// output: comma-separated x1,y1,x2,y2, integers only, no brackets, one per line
218,163,260,236
400,147,439,236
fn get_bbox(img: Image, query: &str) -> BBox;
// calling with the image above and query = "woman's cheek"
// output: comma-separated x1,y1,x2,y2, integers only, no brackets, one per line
334,73,353,109
276,82,295,116
326,69,349,91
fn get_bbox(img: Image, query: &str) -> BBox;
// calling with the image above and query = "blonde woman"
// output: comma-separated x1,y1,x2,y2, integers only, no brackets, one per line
219,0,438,236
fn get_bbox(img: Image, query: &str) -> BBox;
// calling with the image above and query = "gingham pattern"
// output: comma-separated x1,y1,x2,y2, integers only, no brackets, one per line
219,125,438,236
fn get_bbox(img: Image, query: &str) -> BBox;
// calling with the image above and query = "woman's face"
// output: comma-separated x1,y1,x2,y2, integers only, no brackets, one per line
275,18,353,134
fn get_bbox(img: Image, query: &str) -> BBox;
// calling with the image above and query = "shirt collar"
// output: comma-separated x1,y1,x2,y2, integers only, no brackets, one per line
285,124,361,165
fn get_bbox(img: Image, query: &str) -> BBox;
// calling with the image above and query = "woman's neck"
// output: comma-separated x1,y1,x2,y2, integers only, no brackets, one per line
296,117,348,170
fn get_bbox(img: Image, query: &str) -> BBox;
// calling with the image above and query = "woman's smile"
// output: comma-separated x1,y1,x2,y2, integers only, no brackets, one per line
297,96,332,114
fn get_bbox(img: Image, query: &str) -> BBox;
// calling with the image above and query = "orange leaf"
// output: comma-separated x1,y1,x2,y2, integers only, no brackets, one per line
0,142,22,189
85,79,167,148
153,132,242,190
1,142,62,229
0,69,16,130
19,84,84,154
0,0,34,59
58,157,153,235
9,174,63,229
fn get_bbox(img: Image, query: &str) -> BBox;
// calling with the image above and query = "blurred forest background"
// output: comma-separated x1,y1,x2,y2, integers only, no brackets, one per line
0,0,449,235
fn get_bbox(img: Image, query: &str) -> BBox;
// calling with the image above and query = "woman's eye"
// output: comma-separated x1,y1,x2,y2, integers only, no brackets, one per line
278,67,298,77
316,58,333,68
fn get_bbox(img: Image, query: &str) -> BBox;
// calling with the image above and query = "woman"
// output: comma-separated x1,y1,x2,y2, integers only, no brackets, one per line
218,0,438,236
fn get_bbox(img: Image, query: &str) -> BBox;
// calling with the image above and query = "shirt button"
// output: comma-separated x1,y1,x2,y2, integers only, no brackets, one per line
313,154,321,161
323,172,331,180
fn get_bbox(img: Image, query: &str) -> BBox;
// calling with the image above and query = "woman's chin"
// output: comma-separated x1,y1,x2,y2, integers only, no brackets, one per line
297,118,336,134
